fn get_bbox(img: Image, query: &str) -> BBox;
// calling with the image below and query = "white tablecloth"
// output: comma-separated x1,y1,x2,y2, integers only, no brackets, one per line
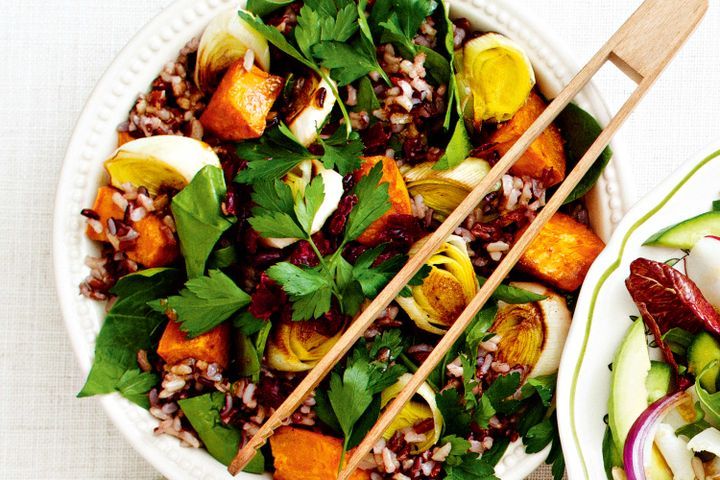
1,0,718,478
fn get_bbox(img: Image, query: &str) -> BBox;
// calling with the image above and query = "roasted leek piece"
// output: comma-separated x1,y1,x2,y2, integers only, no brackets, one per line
266,317,345,372
456,33,535,127
396,235,478,334
194,9,271,93
490,282,571,377
402,157,493,218
380,373,443,453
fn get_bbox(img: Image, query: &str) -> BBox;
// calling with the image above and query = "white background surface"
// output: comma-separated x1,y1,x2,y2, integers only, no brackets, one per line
0,0,718,478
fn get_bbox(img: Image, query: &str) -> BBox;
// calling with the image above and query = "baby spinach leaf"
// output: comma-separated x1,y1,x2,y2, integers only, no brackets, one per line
115,369,159,409
434,119,471,170
165,270,251,338
208,245,238,270
78,268,181,404
555,103,613,204
233,321,271,382
245,0,294,17
477,276,547,304
172,166,235,279
179,392,264,472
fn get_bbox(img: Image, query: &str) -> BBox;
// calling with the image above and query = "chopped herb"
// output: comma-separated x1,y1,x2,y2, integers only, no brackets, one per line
398,264,432,297
162,269,251,338
317,129,365,175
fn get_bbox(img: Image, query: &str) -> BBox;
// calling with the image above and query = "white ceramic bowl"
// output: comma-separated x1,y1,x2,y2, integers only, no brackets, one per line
53,0,630,478
557,141,720,479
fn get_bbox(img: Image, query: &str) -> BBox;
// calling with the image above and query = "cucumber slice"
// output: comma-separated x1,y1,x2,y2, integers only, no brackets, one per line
644,211,720,249
687,331,720,393
646,361,672,403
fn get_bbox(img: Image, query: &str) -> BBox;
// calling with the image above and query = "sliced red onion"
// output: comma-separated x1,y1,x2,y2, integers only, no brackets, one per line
623,391,686,480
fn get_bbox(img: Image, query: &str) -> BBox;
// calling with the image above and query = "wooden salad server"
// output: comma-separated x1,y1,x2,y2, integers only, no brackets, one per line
229,0,708,476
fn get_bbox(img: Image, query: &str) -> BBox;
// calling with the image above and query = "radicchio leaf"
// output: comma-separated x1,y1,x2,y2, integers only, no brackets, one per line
625,258,720,384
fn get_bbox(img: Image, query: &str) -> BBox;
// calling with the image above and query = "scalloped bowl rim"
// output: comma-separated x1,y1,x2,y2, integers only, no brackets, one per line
53,0,631,478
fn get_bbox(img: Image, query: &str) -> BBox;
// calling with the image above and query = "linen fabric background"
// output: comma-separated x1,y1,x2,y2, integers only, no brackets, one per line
1,0,718,478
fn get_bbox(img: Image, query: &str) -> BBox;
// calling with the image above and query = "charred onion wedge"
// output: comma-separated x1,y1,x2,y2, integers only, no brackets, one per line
490,282,571,377
283,71,338,147
401,157,495,218
194,9,271,93
266,316,345,372
395,235,478,334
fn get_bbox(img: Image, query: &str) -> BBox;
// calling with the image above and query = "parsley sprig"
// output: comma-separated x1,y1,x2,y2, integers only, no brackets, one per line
235,124,364,183
314,332,407,470
239,0,389,137
249,163,399,320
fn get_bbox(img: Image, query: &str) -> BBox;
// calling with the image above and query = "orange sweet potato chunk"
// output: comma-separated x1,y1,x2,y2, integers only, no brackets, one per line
354,155,412,246
200,61,284,141
488,91,566,187
126,215,179,268
86,186,124,242
518,212,605,291
86,186,179,268
117,131,134,147
157,319,230,369
271,426,370,480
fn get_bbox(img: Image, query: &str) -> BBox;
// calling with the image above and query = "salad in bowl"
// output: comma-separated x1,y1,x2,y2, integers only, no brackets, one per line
605,211,720,480
69,0,616,478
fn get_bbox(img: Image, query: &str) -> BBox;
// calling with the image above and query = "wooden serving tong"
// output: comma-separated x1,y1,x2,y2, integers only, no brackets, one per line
229,0,708,477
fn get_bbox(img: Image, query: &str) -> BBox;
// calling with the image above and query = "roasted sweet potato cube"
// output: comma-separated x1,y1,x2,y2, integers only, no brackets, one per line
518,212,605,291
86,186,124,242
271,426,370,480
488,91,566,186
126,215,179,268
354,155,413,246
85,186,179,267
157,319,230,369
200,61,284,141
117,130,135,147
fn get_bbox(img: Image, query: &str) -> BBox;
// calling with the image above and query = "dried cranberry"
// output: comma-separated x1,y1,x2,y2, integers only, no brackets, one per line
248,273,287,320
374,214,424,248
289,240,319,267
328,194,358,236
361,123,391,152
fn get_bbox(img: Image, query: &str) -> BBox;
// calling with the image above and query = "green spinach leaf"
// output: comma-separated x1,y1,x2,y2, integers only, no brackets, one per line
172,166,235,279
179,392,264,472
434,119,472,170
555,103,613,204
245,0,294,17
78,268,181,405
